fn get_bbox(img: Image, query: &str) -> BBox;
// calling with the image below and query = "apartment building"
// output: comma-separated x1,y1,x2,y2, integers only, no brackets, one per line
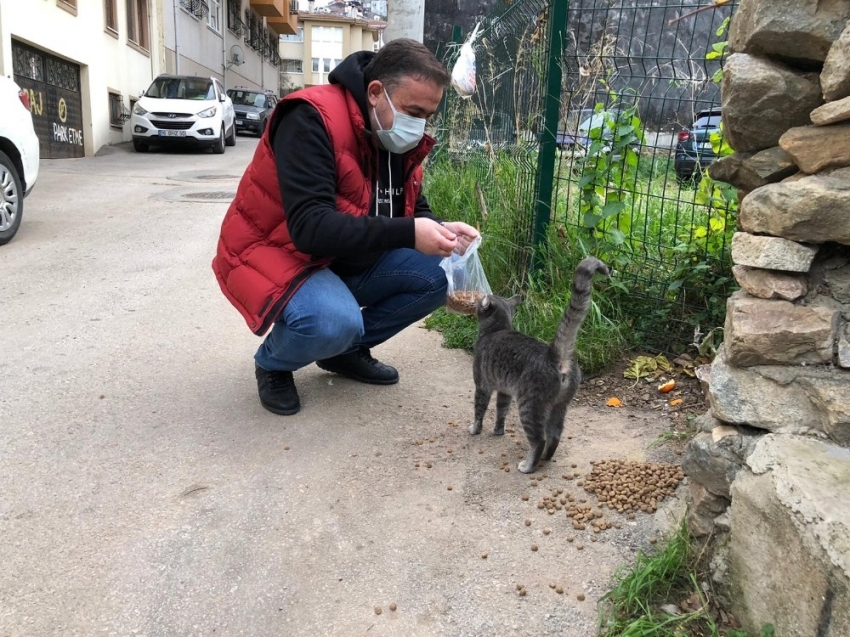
162,0,296,95
0,0,166,158
278,12,384,92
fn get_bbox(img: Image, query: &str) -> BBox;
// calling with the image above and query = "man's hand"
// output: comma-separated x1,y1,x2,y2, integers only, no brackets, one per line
414,218,458,257
441,221,480,255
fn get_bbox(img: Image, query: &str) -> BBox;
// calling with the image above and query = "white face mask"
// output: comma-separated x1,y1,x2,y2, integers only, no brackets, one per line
374,87,426,154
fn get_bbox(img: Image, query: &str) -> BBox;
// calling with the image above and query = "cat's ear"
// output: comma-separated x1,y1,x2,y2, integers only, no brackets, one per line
480,295,491,310
507,294,524,309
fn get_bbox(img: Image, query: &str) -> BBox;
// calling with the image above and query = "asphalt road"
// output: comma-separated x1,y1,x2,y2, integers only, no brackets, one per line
0,137,679,637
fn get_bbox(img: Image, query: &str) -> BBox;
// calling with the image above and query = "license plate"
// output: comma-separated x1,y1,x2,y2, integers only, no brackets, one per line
158,130,187,137
236,119,243,125
699,142,713,151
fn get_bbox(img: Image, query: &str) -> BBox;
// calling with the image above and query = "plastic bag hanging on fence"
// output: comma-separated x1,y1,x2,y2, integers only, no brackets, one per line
450,22,482,98
440,235,493,315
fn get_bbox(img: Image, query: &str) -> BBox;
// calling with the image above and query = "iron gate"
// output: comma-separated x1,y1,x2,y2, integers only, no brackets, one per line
12,40,84,159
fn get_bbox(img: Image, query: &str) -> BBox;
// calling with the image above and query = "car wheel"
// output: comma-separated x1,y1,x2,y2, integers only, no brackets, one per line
212,127,226,154
0,150,23,246
676,170,694,187
133,139,149,153
225,123,236,147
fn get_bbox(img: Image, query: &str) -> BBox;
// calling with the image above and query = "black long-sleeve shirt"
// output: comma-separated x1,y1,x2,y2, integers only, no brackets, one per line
272,102,439,276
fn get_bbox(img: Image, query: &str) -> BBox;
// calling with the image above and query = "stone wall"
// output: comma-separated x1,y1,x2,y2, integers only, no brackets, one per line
682,1,850,635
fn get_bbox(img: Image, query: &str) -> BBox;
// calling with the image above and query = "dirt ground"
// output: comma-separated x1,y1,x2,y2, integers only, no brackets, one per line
285,324,696,637
1,146,700,637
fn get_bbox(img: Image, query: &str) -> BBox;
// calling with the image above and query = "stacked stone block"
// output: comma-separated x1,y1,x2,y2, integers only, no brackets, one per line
680,2,850,634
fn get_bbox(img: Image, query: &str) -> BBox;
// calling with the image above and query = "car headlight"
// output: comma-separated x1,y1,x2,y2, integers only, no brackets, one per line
197,106,218,118
247,113,260,120
133,103,148,116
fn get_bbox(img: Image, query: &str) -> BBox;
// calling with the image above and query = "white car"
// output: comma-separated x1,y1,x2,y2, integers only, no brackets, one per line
131,74,236,154
0,76,40,246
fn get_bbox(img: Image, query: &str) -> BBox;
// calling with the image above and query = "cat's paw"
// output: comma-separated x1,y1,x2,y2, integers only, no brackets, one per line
468,423,483,435
517,459,537,474
492,426,505,436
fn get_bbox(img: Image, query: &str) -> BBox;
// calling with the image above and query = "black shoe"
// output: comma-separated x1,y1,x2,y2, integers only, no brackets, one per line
255,365,301,415
316,347,399,385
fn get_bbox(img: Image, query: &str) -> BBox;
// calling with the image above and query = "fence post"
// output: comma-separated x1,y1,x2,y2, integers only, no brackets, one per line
532,0,570,270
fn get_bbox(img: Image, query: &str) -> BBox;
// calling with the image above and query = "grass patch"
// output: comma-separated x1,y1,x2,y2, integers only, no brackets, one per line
422,148,735,363
599,526,774,637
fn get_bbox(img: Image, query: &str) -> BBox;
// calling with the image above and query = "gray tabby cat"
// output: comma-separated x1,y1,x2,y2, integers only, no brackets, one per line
469,257,609,473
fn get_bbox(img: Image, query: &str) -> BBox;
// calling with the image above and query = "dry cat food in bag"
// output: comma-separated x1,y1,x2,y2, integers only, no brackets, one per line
440,235,493,315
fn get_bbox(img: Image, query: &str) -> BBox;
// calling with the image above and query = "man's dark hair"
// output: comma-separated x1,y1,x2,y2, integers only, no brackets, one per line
364,38,451,92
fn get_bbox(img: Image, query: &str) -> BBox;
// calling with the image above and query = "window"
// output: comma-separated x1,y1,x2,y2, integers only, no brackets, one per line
57,0,77,14
208,0,221,31
280,27,304,42
127,0,150,50
311,26,343,43
180,0,209,19
104,0,118,32
323,58,330,73
145,77,215,100
227,0,243,34
281,59,303,73
108,91,126,128
311,58,319,73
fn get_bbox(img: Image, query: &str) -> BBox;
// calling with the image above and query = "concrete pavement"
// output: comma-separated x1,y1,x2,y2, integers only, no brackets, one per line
0,137,680,636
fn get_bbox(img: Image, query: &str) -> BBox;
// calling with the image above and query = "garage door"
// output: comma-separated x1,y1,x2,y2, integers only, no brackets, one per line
12,40,84,159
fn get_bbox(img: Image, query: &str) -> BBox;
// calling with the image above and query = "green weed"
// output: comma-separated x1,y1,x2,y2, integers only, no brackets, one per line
599,526,771,637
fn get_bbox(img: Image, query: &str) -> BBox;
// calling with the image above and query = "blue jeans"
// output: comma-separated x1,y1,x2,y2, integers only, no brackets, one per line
255,249,447,372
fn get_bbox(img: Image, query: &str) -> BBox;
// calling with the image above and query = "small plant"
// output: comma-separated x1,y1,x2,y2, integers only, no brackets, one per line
599,525,764,636
706,17,731,83
575,88,645,268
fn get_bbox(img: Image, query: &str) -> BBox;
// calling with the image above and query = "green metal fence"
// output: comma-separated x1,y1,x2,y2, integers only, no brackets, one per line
430,0,738,352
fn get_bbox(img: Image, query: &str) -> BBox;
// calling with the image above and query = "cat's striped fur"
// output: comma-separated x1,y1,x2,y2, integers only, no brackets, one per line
469,257,609,473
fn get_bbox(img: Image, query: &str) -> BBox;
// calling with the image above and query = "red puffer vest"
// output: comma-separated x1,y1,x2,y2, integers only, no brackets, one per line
212,83,435,335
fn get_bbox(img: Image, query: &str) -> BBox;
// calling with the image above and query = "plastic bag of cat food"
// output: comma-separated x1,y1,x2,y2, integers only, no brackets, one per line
450,23,481,98
440,235,492,315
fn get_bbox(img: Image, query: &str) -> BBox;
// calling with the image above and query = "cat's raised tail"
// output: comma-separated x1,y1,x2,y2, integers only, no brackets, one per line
548,257,610,374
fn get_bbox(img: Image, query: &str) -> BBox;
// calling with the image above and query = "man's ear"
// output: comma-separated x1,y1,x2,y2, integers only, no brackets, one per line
366,80,383,108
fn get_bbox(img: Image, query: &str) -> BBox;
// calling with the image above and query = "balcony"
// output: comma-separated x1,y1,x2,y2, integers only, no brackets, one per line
249,0,285,18
265,0,296,35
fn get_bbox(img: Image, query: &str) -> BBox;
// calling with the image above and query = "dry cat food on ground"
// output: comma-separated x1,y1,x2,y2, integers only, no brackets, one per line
582,459,685,514
389,603,397,612
374,606,382,615
577,593,586,602
446,291,484,314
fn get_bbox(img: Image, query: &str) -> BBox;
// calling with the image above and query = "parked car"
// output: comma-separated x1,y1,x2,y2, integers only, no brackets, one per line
464,112,516,151
226,88,277,136
675,107,722,182
556,108,596,150
556,109,643,159
0,77,40,246
131,74,236,153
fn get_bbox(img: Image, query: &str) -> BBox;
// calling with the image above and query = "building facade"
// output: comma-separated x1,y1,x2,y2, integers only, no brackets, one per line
162,0,296,95
0,0,166,158
278,12,383,92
